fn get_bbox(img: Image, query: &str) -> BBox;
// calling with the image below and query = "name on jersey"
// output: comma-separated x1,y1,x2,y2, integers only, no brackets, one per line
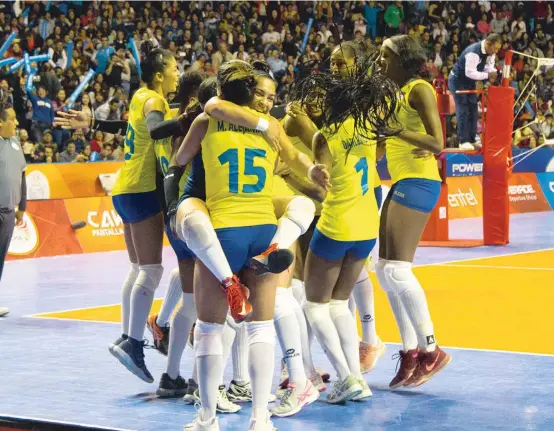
341,136,365,151
217,121,262,135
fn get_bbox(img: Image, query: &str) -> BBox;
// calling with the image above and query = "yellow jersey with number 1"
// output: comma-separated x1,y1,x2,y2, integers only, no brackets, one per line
112,88,169,196
317,117,379,241
201,107,278,229
386,79,441,184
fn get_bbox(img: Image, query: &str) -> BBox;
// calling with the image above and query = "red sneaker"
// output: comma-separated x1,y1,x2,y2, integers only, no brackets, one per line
222,275,252,323
404,346,451,388
389,349,419,389
248,243,294,275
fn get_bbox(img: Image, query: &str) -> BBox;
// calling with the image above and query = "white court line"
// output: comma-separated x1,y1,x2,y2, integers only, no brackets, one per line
439,263,554,271
0,414,136,431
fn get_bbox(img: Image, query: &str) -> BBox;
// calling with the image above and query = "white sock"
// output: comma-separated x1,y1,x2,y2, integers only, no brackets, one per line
271,197,315,250
330,299,362,379
157,267,182,327
384,261,436,352
274,288,307,385
191,356,198,382
232,319,249,384
352,269,378,345
221,314,237,384
195,320,225,422
129,264,163,341
303,300,351,380
348,295,356,317
178,210,233,282
121,263,139,336
166,293,196,379
376,259,418,351
246,320,276,420
289,290,318,376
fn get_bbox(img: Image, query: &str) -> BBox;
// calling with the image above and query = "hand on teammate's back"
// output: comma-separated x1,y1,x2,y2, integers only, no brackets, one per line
285,101,305,119
54,110,93,130
262,117,281,152
310,164,331,191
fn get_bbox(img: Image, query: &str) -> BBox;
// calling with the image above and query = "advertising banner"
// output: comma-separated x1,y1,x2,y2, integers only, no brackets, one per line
507,173,551,214
535,172,554,211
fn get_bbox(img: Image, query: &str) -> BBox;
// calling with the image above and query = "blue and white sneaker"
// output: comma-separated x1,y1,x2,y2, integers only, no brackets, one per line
112,337,154,383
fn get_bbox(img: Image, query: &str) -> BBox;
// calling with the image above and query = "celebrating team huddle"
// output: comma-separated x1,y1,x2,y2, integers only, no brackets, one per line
55,34,451,431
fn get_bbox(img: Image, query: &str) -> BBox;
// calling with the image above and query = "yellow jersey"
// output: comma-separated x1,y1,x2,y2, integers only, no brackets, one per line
201,108,278,229
386,79,441,184
112,88,169,195
317,118,379,241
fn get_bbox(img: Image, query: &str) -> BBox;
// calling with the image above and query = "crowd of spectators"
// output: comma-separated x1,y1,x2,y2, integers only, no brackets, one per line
0,0,552,163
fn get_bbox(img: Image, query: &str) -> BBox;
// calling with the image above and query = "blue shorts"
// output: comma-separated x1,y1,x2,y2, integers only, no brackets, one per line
374,185,383,211
215,224,277,273
389,178,441,214
112,191,161,224
166,222,195,261
310,228,376,261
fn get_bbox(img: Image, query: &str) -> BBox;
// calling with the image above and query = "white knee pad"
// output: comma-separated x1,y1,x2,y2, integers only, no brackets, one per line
303,300,330,327
195,319,224,356
246,320,275,345
375,259,392,293
178,210,217,252
383,261,417,295
274,287,295,322
329,299,350,321
136,264,164,293
283,196,316,235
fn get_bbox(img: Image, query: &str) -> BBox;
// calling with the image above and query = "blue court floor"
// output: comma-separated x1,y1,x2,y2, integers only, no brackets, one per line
1,212,554,431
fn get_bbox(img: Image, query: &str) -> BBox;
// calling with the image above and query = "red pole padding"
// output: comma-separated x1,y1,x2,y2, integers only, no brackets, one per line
482,85,515,245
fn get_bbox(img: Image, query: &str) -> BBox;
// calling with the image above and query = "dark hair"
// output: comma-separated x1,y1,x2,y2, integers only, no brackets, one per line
140,41,174,85
174,71,207,114
216,60,256,105
486,33,502,44
0,102,8,122
386,35,428,78
197,77,218,106
292,53,400,142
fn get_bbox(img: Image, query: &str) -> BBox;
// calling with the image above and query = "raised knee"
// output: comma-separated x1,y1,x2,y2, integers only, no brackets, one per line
179,210,216,252
283,196,316,235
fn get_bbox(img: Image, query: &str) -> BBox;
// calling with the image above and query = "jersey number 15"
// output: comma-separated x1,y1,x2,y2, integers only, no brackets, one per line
219,148,267,193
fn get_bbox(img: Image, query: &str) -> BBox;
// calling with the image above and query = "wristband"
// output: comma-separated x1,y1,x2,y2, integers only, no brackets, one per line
256,117,269,132
307,164,316,182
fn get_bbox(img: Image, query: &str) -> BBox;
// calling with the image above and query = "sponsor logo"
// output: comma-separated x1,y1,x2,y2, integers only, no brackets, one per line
284,348,300,359
393,190,405,198
452,163,483,175
8,213,39,255
448,188,479,207
361,314,374,323
26,170,50,200
87,210,124,237
426,335,436,345
508,184,537,202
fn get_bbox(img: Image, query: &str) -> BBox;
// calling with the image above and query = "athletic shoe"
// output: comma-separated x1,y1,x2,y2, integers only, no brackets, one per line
108,333,128,356
248,243,294,275
156,373,187,398
279,359,330,389
222,275,252,323
183,379,199,404
248,412,278,431
270,379,319,417
0,307,9,317
389,349,419,389
326,376,362,404
404,346,451,387
147,314,170,356
278,359,288,389
316,368,330,383
352,377,372,401
359,338,386,374
112,337,154,383
227,380,252,403
184,415,220,431
309,373,326,392
216,385,241,413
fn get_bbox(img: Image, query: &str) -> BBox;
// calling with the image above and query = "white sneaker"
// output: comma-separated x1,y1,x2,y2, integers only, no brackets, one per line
327,375,362,404
0,307,8,317
216,385,241,413
184,412,220,431
270,379,320,417
352,377,372,401
248,411,278,431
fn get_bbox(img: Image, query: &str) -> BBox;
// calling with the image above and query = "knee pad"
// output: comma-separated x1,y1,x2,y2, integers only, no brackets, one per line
274,287,295,322
283,196,316,235
375,259,392,293
246,320,275,346
177,292,196,319
178,210,217,252
383,261,417,295
136,264,164,293
195,319,224,356
302,300,330,327
329,299,350,321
